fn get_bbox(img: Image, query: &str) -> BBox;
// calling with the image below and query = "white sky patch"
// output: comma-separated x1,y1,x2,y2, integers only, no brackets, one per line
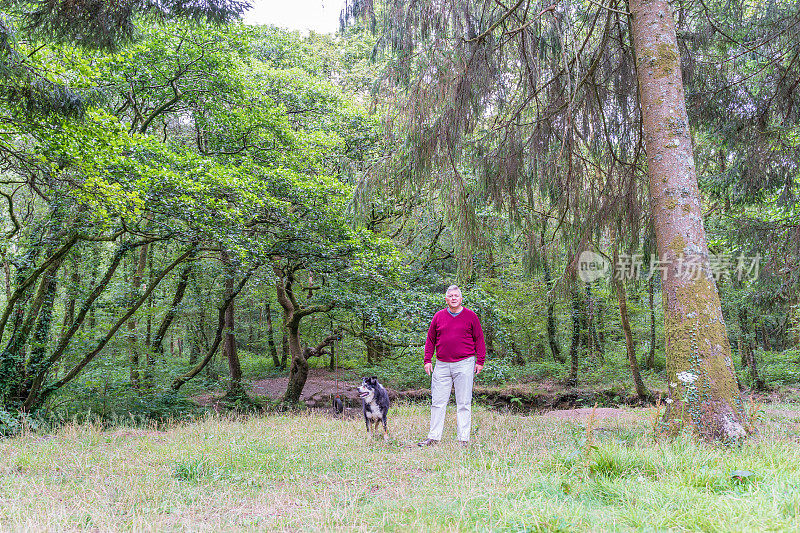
242,0,346,34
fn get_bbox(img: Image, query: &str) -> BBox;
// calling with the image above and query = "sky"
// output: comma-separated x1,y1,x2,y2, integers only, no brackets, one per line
242,0,346,34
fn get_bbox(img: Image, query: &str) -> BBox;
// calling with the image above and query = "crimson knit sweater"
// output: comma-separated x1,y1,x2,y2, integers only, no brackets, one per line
424,308,486,365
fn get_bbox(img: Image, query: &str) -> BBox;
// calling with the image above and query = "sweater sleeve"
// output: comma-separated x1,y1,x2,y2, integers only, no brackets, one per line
473,314,486,365
424,314,438,365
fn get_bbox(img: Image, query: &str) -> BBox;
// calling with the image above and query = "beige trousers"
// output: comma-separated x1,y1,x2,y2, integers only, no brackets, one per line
426,356,475,442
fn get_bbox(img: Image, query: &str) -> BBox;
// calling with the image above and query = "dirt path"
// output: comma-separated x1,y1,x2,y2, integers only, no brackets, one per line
239,370,642,420
195,370,800,422
249,368,369,406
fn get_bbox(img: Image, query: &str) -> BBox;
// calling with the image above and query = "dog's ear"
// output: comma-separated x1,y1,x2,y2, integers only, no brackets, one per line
370,376,378,382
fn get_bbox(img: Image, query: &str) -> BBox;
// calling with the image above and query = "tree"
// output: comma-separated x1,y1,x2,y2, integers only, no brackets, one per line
629,0,748,439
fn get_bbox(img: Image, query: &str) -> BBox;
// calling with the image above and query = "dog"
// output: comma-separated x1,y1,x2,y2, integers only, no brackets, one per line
358,376,390,441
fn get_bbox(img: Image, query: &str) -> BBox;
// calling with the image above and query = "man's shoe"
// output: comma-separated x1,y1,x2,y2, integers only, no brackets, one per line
417,438,439,447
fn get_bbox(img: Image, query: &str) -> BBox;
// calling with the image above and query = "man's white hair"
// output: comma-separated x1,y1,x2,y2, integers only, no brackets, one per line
445,285,461,295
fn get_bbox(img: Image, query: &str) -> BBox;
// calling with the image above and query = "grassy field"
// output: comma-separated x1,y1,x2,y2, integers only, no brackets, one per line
1,403,799,532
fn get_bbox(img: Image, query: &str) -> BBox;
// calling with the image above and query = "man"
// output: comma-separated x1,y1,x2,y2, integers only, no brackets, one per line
418,285,486,447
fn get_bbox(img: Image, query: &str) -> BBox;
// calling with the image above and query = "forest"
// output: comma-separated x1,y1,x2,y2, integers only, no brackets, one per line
4,0,800,530
0,0,798,444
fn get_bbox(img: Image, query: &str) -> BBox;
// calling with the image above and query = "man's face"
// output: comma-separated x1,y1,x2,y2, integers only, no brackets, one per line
445,290,462,310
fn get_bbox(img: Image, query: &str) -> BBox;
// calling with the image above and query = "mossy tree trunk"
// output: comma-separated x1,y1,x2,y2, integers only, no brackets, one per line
613,246,652,402
629,0,749,439
273,263,334,404
281,330,288,369
283,322,306,403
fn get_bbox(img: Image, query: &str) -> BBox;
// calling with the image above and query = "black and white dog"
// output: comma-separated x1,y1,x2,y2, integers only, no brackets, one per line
358,376,390,441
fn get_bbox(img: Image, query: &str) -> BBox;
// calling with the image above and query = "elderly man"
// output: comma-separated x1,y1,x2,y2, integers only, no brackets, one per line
418,285,486,447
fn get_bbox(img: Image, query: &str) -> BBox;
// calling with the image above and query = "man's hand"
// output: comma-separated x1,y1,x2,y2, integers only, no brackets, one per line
424,362,433,375
475,363,483,375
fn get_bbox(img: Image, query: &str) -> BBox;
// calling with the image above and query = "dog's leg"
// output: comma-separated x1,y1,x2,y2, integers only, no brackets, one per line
382,416,389,441
364,416,371,441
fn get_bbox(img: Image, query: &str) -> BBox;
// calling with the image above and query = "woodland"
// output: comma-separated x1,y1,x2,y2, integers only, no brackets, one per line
0,0,799,448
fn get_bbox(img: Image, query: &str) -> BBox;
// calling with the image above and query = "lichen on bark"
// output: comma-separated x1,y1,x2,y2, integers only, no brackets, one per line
664,276,748,440
641,43,679,78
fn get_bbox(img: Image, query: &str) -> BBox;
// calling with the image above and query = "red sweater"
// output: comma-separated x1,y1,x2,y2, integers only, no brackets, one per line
424,308,486,365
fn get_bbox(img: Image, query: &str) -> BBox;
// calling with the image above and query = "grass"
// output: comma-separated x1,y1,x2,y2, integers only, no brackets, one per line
1,404,799,531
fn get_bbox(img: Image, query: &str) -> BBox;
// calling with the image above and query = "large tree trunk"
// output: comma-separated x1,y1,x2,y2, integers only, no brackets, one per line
283,324,306,402
629,0,748,439
281,331,289,369
273,263,334,403
285,331,340,403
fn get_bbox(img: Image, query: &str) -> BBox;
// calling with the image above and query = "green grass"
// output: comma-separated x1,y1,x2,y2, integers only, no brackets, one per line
1,404,799,531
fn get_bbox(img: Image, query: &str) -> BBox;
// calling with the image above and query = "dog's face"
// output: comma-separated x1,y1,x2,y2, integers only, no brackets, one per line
358,376,379,403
